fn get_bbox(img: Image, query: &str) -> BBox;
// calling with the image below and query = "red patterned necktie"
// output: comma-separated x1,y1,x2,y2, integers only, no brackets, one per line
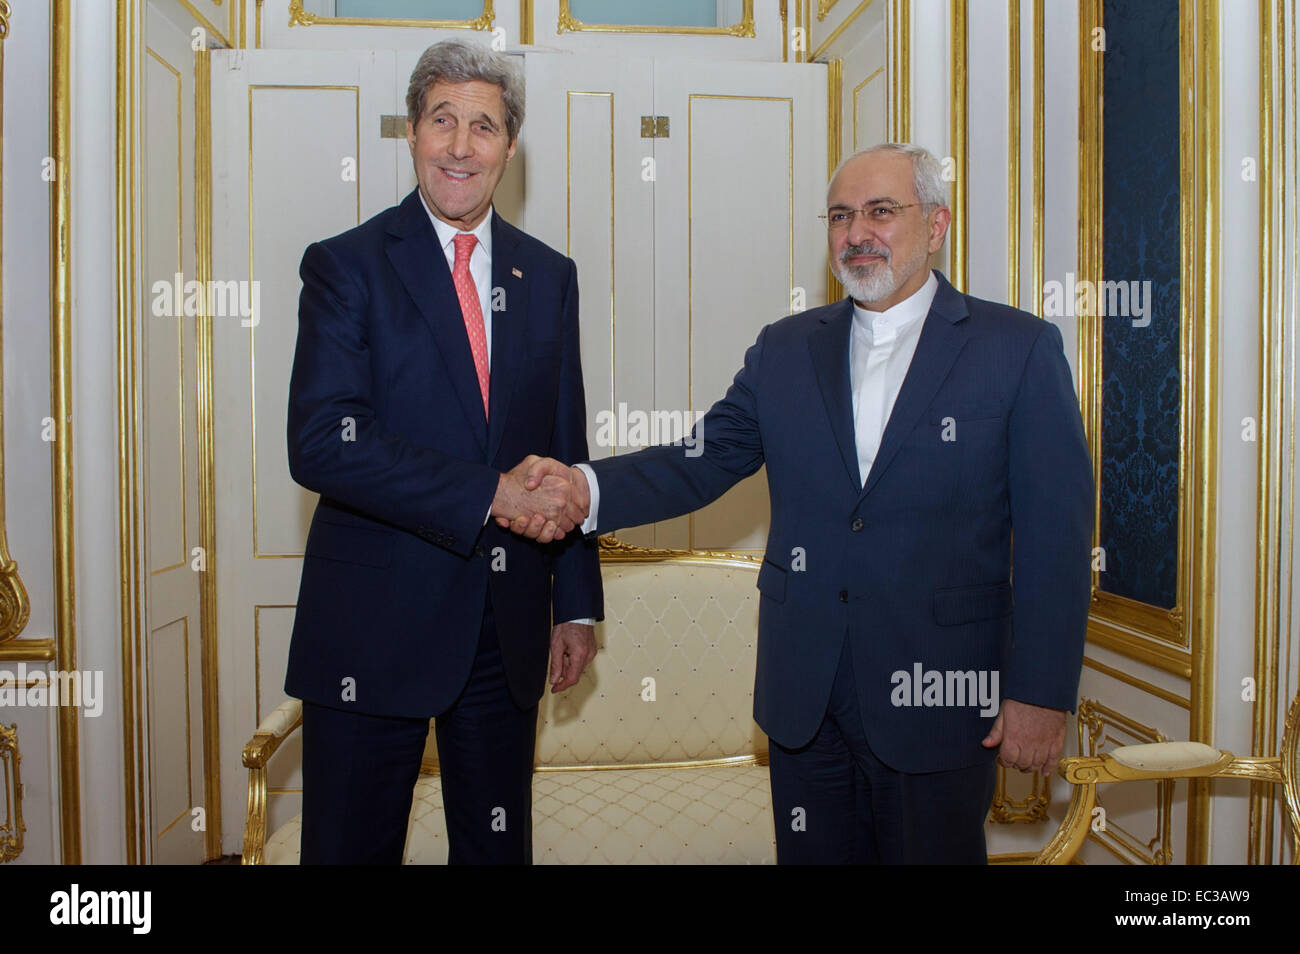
452,233,490,419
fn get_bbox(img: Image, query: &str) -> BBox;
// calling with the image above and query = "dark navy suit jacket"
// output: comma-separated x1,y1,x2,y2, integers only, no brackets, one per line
284,189,603,718
589,271,1092,773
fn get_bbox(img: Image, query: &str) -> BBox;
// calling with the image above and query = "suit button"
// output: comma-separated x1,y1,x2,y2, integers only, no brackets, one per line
850,518,864,532
839,589,849,602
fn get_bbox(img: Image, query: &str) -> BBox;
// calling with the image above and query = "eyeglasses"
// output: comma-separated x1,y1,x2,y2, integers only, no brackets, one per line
818,203,927,230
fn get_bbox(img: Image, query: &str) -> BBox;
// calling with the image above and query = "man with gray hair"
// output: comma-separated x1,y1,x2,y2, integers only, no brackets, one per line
518,143,1093,863
285,39,601,864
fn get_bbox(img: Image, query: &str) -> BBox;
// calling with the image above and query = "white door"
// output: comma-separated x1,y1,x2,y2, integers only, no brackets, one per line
209,48,400,852
525,52,828,553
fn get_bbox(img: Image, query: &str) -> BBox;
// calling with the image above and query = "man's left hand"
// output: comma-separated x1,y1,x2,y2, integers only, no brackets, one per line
548,621,596,693
981,698,1066,775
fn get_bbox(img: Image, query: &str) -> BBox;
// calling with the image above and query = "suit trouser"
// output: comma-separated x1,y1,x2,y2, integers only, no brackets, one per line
299,593,538,864
767,633,997,864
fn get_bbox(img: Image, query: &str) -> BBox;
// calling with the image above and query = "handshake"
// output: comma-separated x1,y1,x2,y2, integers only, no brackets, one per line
490,455,591,543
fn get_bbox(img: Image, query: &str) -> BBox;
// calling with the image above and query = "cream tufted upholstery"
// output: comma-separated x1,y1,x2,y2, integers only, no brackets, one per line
245,551,778,864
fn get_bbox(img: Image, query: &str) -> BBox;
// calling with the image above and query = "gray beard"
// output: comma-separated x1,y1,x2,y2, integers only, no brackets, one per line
833,246,930,306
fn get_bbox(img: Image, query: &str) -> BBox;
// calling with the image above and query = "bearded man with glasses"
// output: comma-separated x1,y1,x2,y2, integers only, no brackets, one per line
512,143,1093,864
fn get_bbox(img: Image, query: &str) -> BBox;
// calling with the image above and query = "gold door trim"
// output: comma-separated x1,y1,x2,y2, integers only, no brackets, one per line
558,0,754,37
195,49,223,859
117,0,148,865
685,94,792,555
288,0,494,31
144,46,190,578
564,91,615,456
248,85,360,559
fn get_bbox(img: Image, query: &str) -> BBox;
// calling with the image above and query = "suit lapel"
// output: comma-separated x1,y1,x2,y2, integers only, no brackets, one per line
385,190,487,452
859,271,971,500
487,212,528,466
807,299,863,492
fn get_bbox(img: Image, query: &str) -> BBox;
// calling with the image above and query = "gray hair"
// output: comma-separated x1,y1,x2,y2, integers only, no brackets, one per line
406,39,525,143
828,143,947,209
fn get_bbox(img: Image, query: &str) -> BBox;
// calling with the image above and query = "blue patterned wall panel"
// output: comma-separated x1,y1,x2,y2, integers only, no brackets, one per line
1097,0,1182,610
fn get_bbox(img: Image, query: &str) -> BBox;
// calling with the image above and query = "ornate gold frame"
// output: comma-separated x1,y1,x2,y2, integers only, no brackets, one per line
287,0,494,30
0,722,22,862
557,0,754,37
1076,0,1217,862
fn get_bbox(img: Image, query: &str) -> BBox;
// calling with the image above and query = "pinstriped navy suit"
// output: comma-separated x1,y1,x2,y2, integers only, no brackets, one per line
586,270,1092,862
285,190,602,863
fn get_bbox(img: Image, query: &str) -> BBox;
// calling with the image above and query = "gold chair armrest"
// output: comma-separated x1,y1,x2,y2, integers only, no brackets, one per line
1034,745,1240,864
241,699,303,865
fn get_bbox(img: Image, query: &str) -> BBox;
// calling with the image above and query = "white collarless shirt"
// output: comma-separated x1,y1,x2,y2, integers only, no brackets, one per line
419,190,495,368
850,270,938,485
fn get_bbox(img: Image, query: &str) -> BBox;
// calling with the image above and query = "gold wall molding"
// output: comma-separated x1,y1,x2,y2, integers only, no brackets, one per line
1076,698,1174,864
889,0,909,141
828,58,843,302
0,722,23,862
1082,655,1191,710
558,0,754,37
1007,0,1020,308
51,0,80,866
519,0,533,43
196,50,222,859
178,0,235,48
0,639,55,662
948,0,967,291
1250,0,1292,867
0,0,30,646
116,0,147,866
810,0,874,62
288,0,494,30
818,0,841,21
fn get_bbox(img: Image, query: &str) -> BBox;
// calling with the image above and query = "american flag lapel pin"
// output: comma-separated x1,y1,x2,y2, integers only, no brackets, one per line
511,267,523,278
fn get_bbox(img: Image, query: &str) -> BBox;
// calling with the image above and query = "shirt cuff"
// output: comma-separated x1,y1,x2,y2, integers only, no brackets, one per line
559,618,596,627
575,462,600,535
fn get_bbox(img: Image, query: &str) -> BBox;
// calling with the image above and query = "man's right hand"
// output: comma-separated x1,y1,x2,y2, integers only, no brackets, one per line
490,455,588,543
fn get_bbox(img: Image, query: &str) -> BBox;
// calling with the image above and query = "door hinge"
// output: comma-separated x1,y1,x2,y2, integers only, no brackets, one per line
380,114,407,139
640,115,670,138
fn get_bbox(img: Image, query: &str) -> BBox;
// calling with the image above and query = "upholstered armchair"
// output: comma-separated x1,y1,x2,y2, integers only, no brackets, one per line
1033,691,1300,864
242,542,778,864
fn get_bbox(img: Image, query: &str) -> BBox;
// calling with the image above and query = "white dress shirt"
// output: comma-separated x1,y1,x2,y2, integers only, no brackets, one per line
576,271,939,529
420,194,593,627
850,271,937,484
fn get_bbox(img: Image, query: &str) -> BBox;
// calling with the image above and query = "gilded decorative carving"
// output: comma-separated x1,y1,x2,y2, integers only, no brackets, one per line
0,723,24,862
288,0,494,30
597,533,761,567
557,0,755,38
989,765,1051,824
